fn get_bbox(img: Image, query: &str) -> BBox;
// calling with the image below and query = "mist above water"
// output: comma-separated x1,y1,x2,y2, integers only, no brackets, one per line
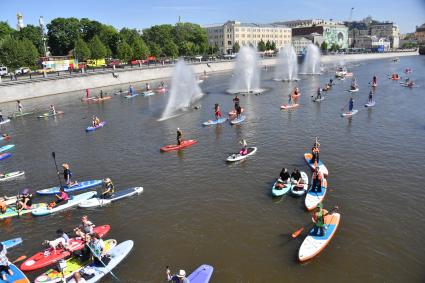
160,59,204,120
274,45,299,81
300,44,321,75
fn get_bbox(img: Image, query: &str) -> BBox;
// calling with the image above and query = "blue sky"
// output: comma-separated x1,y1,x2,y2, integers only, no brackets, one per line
1,0,424,33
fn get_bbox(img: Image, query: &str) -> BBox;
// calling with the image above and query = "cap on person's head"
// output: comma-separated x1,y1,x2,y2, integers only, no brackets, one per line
177,270,186,278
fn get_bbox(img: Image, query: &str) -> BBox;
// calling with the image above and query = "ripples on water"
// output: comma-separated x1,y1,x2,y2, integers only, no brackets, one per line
0,56,424,282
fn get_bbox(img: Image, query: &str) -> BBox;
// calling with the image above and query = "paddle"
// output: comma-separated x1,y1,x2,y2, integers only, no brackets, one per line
51,152,63,188
85,243,119,281
12,255,26,263
291,206,339,239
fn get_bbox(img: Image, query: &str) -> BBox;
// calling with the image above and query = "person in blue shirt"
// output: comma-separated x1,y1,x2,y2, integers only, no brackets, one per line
166,267,190,283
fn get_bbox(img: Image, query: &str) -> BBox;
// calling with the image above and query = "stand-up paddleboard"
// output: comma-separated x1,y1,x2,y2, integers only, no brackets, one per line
271,179,291,197
79,187,143,208
1,237,23,249
305,178,328,211
229,108,244,116
226,147,257,162
202,117,227,126
37,180,103,195
290,171,309,196
313,97,325,102
280,104,299,110
67,240,134,283
91,96,112,102
400,83,419,88
230,115,246,125
304,153,329,176
187,264,214,283
0,144,15,153
156,87,167,93
0,263,30,283
8,112,33,119
124,93,139,99
81,97,95,102
142,90,155,96
341,109,358,117
34,239,117,283
364,101,376,107
0,153,12,161
21,225,110,272
37,111,64,118
86,121,106,132
32,191,97,216
160,140,198,152
0,119,11,125
0,203,47,220
0,171,25,181
348,88,359,92
298,212,341,262
0,196,18,205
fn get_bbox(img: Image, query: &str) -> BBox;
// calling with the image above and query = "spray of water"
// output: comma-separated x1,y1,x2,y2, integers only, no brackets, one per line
300,44,321,75
274,45,299,81
160,59,204,120
227,46,263,94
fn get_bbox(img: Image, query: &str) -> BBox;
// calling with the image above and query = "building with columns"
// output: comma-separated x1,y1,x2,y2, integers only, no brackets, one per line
204,21,291,54
370,22,400,49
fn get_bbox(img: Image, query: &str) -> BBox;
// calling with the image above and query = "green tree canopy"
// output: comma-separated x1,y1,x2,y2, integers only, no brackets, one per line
265,40,271,50
0,21,14,41
15,25,44,55
330,43,340,52
129,36,149,59
257,39,266,52
89,35,107,59
270,41,276,51
20,38,39,67
321,41,328,51
47,17,81,55
0,37,38,70
117,40,133,62
74,37,91,61
148,42,162,57
232,42,240,53
163,40,179,58
179,41,196,56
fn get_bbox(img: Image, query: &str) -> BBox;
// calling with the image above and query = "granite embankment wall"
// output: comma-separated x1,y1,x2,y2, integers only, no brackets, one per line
0,51,418,103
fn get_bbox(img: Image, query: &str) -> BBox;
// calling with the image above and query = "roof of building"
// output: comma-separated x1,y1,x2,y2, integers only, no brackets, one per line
292,36,312,41
416,23,425,32
203,21,290,29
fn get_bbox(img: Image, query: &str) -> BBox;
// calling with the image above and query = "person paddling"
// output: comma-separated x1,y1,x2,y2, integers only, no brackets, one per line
312,203,327,237
50,105,56,115
85,88,90,99
101,178,115,199
233,95,240,111
17,100,23,113
61,163,75,186
351,77,358,90
372,75,377,86
128,85,134,95
214,104,222,120
311,140,320,165
315,87,322,100
236,105,242,118
311,167,324,193
49,187,69,209
176,128,183,145
0,243,14,281
89,233,109,267
166,267,190,283
348,97,354,112
368,90,374,103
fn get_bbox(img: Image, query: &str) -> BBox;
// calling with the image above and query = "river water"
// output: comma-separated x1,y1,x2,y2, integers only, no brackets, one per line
1,55,424,282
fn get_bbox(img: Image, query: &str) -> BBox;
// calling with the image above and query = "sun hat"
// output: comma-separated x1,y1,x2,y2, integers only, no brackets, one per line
177,270,186,278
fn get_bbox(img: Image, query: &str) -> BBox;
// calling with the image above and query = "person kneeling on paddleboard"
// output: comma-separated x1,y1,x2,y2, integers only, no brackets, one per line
49,187,69,209
166,267,189,283
239,139,248,156
176,128,183,145
0,243,14,281
214,103,222,119
312,203,327,237
101,178,115,199
311,167,323,193
16,188,33,213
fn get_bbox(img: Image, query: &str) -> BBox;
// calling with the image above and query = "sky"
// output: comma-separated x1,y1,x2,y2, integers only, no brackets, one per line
1,0,424,33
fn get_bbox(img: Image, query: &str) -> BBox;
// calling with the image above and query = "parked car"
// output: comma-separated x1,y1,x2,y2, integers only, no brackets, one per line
14,67,31,75
107,59,124,68
0,66,8,76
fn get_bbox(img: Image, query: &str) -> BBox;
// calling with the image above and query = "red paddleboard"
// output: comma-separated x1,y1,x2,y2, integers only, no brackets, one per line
229,108,244,116
281,104,299,110
20,225,110,271
160,140,198,152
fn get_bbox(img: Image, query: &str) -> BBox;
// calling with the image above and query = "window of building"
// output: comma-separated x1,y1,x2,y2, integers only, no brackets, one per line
228,41,232,45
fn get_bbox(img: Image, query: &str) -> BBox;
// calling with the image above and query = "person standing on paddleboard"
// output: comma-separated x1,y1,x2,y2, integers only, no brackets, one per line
233,95,240,111
316,87,322,100
349,97,354,112
311,140,320,165
214,104,222,120
166,267,189,283
372,75,377,86
60,163,75,186
86,88,90,99
0,110,3,122
236,105,242,118
0,243,14,281
176,128,183,145
311,167,323,193
368,90,374,103
17,100,23,113
312,203,326,237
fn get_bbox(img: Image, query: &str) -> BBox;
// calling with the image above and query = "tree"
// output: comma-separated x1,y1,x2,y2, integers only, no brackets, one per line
47,17,81,55
257,39,266,52
321,41,328,51
179,41,196,56
80,18,103,42
270,41,277,51
20,39,39,67
16,25,44,55
130,37,149,59
89,35,107,59
0,21,14,41
330,43,340,52
142,25,174,47
117,40,133,62
148,43,161,57
265,40,271,51
0,37,24,70
232,42,240,53
208,45,219,55
163,40,179,58
74,38,91,61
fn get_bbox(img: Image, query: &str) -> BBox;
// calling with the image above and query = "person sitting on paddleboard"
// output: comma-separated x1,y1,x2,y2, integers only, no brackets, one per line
90,233,109,266
316,87,322,100
17,100,23,113
233,95,240,110
239,139,248,155
49,187,69,209
311,167,324,193
75,215,95,238
101,178,115,199
92,115,100,127
0,243,14,281
49,105,56,115
329,78,334,85
348,97,354,112
275,167,290,189
61,163,75,186
214,103,222,120
176,128,183,145
16,188,33,213
312,203,327,237
291,169,301,182
166,267,189,283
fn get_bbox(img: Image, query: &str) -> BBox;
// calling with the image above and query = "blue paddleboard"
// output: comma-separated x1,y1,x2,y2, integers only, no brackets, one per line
0,263,29,283
230,115,246,125
36,180,103,195
1,238,23,249
187,264,214,283
203,117,227,126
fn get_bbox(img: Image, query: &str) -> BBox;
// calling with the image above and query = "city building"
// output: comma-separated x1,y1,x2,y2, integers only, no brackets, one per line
204,21,292,54
292,36,313,54
276,19,348,50
415,23,425,44
353,35,390,51
370,22,400,49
